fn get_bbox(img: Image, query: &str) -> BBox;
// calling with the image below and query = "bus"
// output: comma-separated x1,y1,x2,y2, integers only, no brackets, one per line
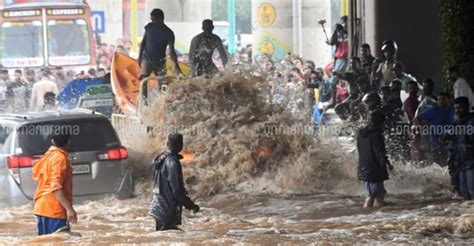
0,0,95,69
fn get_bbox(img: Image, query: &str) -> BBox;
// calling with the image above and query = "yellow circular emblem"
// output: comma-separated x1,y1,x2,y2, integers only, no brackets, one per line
258,3,276,27
259,39,274,55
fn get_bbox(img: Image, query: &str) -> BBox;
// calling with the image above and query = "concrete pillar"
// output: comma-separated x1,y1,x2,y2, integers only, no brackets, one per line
252,0,293,61
87,0,123,45
252,0,335,68
301,0,334,68
145,0,211,22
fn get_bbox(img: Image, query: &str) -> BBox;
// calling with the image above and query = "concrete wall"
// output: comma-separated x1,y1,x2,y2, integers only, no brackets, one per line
87,0,123,45
301,0,334,68
362,0,443,92
252,0,336,68
145,0,212,22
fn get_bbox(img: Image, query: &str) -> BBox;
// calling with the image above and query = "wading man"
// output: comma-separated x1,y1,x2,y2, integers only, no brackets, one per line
32,133,77,235
150,133,199,230
189,19,228,77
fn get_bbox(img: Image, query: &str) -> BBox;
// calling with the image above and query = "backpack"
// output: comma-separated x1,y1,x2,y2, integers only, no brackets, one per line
152,152,171,185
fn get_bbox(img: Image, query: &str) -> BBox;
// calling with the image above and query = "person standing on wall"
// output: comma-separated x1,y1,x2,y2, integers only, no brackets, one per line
138,8,183,79
189,19,228,77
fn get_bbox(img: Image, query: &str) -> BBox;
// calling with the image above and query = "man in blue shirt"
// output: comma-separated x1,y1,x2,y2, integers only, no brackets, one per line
415,92,455,167
138,9,182,79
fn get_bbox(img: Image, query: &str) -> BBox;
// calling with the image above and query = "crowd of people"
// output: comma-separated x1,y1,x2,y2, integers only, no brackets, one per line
0,66,108,113
264,17,474,206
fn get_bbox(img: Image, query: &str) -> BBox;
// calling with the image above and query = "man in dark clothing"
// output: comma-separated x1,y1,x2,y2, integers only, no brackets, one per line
380,85,391,105
357,110,393,207
189,19,228,77
350,74,373,121
149,133,199,230
360,43,375,74
361,92,383,128
139,9,182,79
314,68,331,103
6,69,28,112
379,80,410,160
448,97,474,200
334,57,369,120
388,80,403,109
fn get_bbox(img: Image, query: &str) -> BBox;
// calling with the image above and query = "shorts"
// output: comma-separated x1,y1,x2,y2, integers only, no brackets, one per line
140,57,166,78
364,181,386,199
36,215,69,236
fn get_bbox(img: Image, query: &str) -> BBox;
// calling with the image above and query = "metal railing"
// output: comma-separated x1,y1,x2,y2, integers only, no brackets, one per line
137,75,170,109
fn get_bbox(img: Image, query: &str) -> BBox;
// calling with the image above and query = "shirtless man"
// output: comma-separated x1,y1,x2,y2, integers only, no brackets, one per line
188,19,228,77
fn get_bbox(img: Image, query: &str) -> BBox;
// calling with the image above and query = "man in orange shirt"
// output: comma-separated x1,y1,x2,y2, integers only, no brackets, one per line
32,133,77,235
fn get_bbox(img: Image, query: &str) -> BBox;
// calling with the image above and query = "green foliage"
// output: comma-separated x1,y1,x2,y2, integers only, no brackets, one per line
211,0,251,33
440,0,474,91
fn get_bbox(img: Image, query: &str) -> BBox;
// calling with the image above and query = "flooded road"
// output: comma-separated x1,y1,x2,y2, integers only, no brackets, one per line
1,185,474,244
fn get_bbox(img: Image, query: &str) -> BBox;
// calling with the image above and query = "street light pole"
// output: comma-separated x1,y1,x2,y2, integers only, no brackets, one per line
227,0,236,54
131,0,138,53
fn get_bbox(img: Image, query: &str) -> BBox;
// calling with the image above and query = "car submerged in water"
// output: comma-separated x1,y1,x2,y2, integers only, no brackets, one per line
0,109,134,208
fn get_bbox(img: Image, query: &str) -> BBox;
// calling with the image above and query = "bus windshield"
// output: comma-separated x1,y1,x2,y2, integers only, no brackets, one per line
1,21,44,67
48,19,90,65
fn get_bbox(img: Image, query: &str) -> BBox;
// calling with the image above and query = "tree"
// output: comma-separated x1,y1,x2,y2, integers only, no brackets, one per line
440,0,474,90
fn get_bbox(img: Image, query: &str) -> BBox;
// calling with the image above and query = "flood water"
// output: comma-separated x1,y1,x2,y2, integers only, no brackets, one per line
1,73,474,244
1,183,474,244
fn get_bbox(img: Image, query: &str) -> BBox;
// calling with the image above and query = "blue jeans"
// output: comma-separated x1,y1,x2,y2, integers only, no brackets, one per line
460,169,474,200
333,57,348,73
36,215,68,235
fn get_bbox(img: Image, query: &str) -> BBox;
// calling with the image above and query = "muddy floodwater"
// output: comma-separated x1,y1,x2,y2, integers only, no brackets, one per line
1,185,474,244
2,74,474,244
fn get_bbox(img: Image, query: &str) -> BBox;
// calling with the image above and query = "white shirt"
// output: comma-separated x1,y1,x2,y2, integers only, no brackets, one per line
453,77,473,109
30,79,59,111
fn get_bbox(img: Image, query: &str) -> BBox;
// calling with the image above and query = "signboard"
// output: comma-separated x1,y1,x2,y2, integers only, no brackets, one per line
46,8,84,15
91,11,105,33
3,9,41,17
79,97,114,108
49,55,90,66
2,58,44,68
85,84,112,96
257,3,276,27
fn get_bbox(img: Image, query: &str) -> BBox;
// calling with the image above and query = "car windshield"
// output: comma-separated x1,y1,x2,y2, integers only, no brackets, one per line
17,118,120,156
1,21,44,67
47,19,91,65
